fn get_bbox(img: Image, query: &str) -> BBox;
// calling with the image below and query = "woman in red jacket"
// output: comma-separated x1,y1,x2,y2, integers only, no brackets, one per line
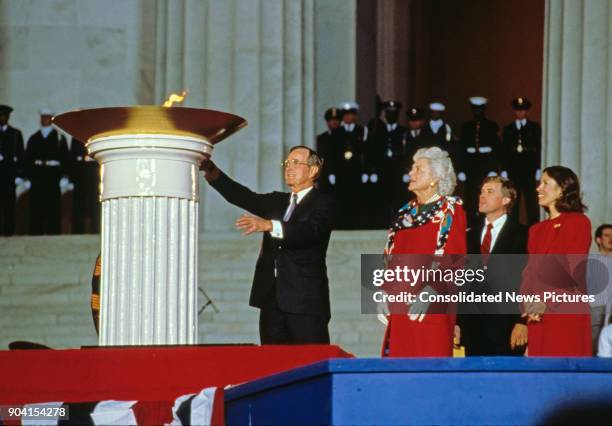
381,147,466,357
521,166,592,356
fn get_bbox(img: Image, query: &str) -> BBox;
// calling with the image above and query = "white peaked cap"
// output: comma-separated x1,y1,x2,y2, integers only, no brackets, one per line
469,97,488,106
39,107,54,116
341,101,359,111
429,102,446,111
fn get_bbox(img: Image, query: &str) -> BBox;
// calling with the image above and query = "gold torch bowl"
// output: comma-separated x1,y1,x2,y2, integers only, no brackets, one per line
52,106,248,145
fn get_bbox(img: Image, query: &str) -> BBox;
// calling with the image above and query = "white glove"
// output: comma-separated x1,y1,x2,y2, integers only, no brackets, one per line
535,169,541,181
14,177,24,185
0,154,4,161
59,177,72,194
328,174,336,185
458,172,466,182
478,146,492,153
361,173,369,184
376,294,390,326
487,171,498,177
402,174,410,183
500,170,508,178
466,147,476,154
408,285,437,322
370,173,378,183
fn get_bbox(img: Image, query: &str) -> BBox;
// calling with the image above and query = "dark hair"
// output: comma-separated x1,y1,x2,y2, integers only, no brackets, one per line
288,145,323,179
595,224,612,241
542,166,587,213
481,176,518,212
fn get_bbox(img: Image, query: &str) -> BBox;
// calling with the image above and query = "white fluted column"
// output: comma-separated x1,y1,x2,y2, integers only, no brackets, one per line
89,134,211,346
543,0,612,226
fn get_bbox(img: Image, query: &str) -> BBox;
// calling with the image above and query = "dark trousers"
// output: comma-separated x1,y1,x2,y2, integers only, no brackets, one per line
461,314,524,356
0,181,16,236
29,169,61,235
259,297,330,345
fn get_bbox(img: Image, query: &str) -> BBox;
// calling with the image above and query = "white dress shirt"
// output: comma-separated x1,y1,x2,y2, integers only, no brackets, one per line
270,186,314,239
41,125,53,138
342,122,355,132
430,119,443,134
480,214,508,253
515,119,527,130
387,123,397,132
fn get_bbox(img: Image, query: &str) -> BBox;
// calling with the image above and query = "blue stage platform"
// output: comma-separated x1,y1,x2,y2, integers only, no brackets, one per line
225,357,612,425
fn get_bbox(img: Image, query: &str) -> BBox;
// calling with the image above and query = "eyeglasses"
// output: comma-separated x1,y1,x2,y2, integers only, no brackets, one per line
281,159,310,168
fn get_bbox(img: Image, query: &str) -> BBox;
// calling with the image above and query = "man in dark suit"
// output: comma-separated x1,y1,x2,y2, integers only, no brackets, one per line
458,176,528,355
501,97,541,226
201,146,336,344
0,105,25,236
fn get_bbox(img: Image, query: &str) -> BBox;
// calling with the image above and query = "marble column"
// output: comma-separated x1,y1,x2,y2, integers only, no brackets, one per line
542,0,612,226
150,0,356,231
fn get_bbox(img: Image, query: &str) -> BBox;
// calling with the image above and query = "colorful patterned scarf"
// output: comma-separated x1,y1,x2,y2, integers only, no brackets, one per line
384,195,462,256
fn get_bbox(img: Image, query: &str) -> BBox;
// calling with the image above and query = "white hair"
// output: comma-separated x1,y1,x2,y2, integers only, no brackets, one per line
413,147,457,196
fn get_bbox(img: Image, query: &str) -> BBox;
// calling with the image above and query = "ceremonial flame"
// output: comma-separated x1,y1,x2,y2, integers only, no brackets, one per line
162,90,188,107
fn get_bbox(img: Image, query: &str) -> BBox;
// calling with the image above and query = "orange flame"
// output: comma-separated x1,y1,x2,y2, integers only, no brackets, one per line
162,90,188,107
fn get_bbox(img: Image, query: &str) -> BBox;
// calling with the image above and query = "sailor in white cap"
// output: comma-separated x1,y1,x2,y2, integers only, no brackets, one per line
501,97,541,225
0,104,25,236
426,102,454,144
337,101,367,228
459,96,501,227
25,108,69,235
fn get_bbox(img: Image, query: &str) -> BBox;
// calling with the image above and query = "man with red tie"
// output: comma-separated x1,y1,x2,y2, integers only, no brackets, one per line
200,146,337,345
458,176,528,355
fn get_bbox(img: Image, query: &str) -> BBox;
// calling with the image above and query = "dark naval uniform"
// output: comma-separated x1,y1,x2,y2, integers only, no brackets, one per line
459,117,500,225
0,120,25,236
69,138,100,233
25,128,68,235
336,122,367,229
502,118,541,225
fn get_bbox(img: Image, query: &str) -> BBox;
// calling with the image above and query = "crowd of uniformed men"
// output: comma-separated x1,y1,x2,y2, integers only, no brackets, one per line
0,96,541,235
0,105,99,236
316,96,542,229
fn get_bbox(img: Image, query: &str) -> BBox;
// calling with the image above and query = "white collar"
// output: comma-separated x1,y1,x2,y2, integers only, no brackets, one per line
342,122,355,132
515,119,527,129
485,213,508,230
41,126,54,138
387,122,397,131
290,186,313,204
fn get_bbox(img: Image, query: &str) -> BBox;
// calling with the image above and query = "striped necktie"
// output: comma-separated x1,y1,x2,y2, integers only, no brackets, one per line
283,193,298,221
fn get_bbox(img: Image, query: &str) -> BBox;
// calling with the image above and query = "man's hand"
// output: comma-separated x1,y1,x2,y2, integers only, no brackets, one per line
199,156,220,182
510,323,528,349
235,214,272,236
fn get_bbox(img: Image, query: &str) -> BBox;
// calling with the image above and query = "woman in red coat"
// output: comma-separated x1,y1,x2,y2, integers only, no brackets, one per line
521,166,592,356
381,147,466,357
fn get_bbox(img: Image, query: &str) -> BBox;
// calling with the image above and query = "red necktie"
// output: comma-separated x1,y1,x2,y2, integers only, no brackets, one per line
480,223,494,264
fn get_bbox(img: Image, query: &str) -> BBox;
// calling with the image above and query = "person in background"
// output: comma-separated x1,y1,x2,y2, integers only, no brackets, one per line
520,166,592,356
458,97,500,227
366,100,405,228
336,102,367,228
589,224,612,354
68,138,101,234
381,147,466,357
501,97,541,225
0,104,25,236
25,108,69,235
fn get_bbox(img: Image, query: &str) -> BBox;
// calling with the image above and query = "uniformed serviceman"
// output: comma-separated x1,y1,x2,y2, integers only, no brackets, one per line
0,105,25,236
365,100,405,227
425,102,454,145
501,97,541,225
69,138,100,234
458,96,500,226
316,107,342,198
25,108,69,235
337,101,367,229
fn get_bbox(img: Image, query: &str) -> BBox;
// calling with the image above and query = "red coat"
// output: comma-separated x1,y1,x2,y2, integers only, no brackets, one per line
382,202,467,357
521,212,592,356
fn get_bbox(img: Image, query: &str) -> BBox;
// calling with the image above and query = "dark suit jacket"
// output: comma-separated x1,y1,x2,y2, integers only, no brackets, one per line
460,216,528,355
211,171,336,318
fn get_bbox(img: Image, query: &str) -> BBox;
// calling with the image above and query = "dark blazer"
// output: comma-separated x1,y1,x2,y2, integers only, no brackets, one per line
460,215,528,355
211,171,336,318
